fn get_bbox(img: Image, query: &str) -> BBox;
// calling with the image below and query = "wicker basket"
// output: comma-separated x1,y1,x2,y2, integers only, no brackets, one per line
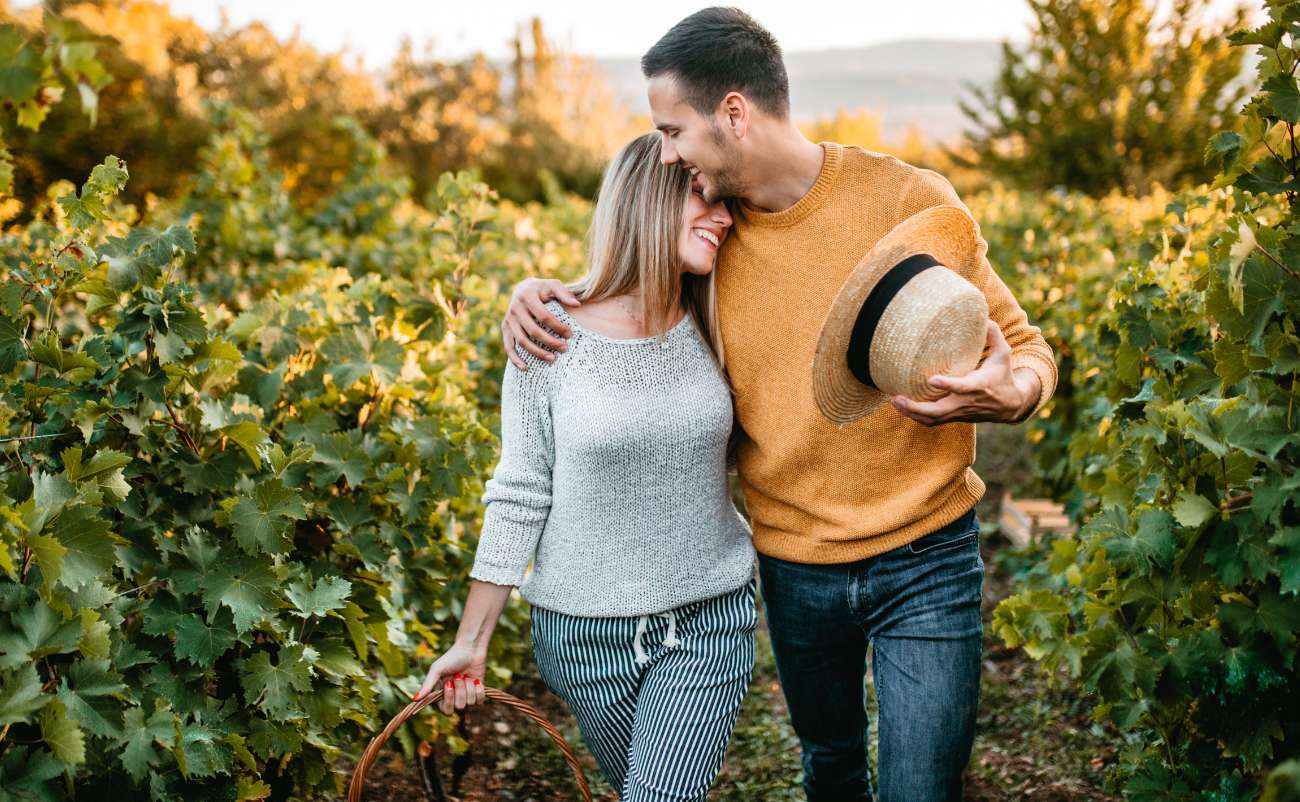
346,686,594,802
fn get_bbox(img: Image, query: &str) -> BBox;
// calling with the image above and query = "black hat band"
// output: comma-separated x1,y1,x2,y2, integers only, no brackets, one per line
846,253,942,388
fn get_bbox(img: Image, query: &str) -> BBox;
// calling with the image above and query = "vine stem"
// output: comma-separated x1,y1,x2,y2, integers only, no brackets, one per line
1253,241,1300,282
0,432,70,444
358,379,382,436
27,366,40,442
1289,370,1296,430
163,398,200,455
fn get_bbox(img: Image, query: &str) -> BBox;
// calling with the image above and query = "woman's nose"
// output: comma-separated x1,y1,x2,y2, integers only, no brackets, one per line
712,203,733,227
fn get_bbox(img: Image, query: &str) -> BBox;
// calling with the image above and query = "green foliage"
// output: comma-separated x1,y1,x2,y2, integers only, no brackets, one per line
993,5,1300,798
0,38,590,796
955,0,1251,196
0,10,110,196
2,6,630,214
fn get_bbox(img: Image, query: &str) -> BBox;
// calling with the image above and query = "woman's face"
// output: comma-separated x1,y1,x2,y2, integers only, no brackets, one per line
678,187,733,276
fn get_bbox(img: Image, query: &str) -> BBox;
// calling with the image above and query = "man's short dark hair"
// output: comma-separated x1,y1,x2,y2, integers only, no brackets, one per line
641,7,789,118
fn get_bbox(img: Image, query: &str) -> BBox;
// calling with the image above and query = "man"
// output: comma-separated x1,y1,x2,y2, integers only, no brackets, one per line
500,8,1056,801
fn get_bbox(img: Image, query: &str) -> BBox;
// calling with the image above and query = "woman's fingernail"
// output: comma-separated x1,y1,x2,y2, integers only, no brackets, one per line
445,680,453,687
474,679,481,686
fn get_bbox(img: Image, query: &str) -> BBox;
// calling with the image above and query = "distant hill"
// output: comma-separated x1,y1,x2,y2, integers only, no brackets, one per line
594,39,1007,143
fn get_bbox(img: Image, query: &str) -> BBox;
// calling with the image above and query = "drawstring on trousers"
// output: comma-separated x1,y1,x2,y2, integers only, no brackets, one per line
632,609,681,666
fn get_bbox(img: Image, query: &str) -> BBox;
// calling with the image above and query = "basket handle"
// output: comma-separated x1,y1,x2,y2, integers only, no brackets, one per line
347,686,594,802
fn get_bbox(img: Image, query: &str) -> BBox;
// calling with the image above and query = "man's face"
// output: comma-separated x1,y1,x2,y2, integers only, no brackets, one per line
648,74,744,204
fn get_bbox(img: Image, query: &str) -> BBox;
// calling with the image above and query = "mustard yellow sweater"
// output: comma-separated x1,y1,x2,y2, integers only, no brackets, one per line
716,143,1057,563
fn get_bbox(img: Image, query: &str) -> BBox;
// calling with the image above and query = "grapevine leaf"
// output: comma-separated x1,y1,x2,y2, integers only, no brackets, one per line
240,646,313,721
120,702,177,781
0,601,81,669
57,659,126,739
1172,492,1217,528
284,575,351,619
309,430,368,486
0,315,25,372
203,554,282,634
0,665,47,724
229,479,305,555
174,611,237,669
52,505,123,591
40,698,86,769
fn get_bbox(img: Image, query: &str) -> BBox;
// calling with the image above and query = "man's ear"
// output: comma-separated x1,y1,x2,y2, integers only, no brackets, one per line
720,92,750,139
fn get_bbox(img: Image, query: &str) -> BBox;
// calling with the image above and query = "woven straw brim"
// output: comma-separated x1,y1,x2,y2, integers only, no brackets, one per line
811,204,984,426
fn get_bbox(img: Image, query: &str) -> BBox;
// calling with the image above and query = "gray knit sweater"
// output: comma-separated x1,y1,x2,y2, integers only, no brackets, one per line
470,301,756,617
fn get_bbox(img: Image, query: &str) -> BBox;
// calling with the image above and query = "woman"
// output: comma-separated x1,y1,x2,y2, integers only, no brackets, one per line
413,132,757,801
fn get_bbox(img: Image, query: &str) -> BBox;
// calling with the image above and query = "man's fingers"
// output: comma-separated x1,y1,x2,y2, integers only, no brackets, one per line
986,319,1012,357
517,302,571,350
517,309,569,353
501,322,526,370
893,394,964,426
929,373,979,394
552,282,582,307
506,318,555,363
901,394,964,418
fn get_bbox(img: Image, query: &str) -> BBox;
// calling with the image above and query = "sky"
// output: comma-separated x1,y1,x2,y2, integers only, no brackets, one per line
150,0,1258,68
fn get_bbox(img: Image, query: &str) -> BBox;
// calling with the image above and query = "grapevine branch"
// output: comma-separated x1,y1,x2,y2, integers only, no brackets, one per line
163,397,201,455
1252,241,1300,282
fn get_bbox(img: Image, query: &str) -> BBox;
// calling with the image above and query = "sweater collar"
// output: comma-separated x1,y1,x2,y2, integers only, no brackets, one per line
737,142,843,228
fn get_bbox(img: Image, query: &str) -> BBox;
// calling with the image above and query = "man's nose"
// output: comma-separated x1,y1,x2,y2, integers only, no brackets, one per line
659,134,679,165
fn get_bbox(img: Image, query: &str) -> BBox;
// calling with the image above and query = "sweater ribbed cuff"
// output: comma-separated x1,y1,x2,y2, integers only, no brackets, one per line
469,560,525,589
1010,350,1058,420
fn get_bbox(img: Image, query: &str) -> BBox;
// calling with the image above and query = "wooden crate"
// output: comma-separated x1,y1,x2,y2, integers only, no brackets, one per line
998,492,1075,548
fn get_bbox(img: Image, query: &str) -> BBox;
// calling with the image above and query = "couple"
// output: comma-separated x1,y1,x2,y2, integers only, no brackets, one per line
413,8,1056,802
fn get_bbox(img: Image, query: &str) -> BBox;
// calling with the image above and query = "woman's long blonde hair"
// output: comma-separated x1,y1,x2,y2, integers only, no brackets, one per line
570,132,727,371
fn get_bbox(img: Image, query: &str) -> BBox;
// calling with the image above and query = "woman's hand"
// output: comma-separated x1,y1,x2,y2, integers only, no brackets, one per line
413,642,487,715
502,278,580,370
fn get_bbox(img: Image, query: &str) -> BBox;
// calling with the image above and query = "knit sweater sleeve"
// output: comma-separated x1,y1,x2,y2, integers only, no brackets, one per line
898,168,1058,419
470,348,558,587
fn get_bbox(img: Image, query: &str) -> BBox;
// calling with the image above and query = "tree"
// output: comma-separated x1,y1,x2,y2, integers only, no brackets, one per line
954,0,1252,195
365,42,504,205
482,17,642,202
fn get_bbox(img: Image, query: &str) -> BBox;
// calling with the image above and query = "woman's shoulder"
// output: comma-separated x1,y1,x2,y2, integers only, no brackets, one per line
503,300,581,387
542,298,575,323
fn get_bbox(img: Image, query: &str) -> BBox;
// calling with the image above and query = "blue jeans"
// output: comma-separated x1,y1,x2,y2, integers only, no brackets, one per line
757,507,983,802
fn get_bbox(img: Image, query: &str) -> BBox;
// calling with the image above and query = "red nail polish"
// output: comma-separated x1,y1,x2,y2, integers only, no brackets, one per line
445,680,453,687
474,679,481,686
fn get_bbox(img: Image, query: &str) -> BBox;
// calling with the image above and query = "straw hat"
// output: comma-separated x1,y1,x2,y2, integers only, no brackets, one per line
811,204,989,425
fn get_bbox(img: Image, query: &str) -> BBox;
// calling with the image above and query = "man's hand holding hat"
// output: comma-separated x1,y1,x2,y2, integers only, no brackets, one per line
890,320,1042,427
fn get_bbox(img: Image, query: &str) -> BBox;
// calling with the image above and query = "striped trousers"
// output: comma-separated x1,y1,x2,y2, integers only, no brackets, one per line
530,577,757,801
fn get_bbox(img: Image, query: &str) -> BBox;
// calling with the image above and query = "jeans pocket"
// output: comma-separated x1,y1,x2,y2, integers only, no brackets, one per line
906,511,980,556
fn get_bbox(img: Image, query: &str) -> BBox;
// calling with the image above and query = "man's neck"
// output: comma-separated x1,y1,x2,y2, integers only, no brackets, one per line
740,127,826,214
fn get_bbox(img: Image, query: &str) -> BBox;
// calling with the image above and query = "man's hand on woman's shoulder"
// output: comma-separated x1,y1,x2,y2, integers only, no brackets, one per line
502,278,581,370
